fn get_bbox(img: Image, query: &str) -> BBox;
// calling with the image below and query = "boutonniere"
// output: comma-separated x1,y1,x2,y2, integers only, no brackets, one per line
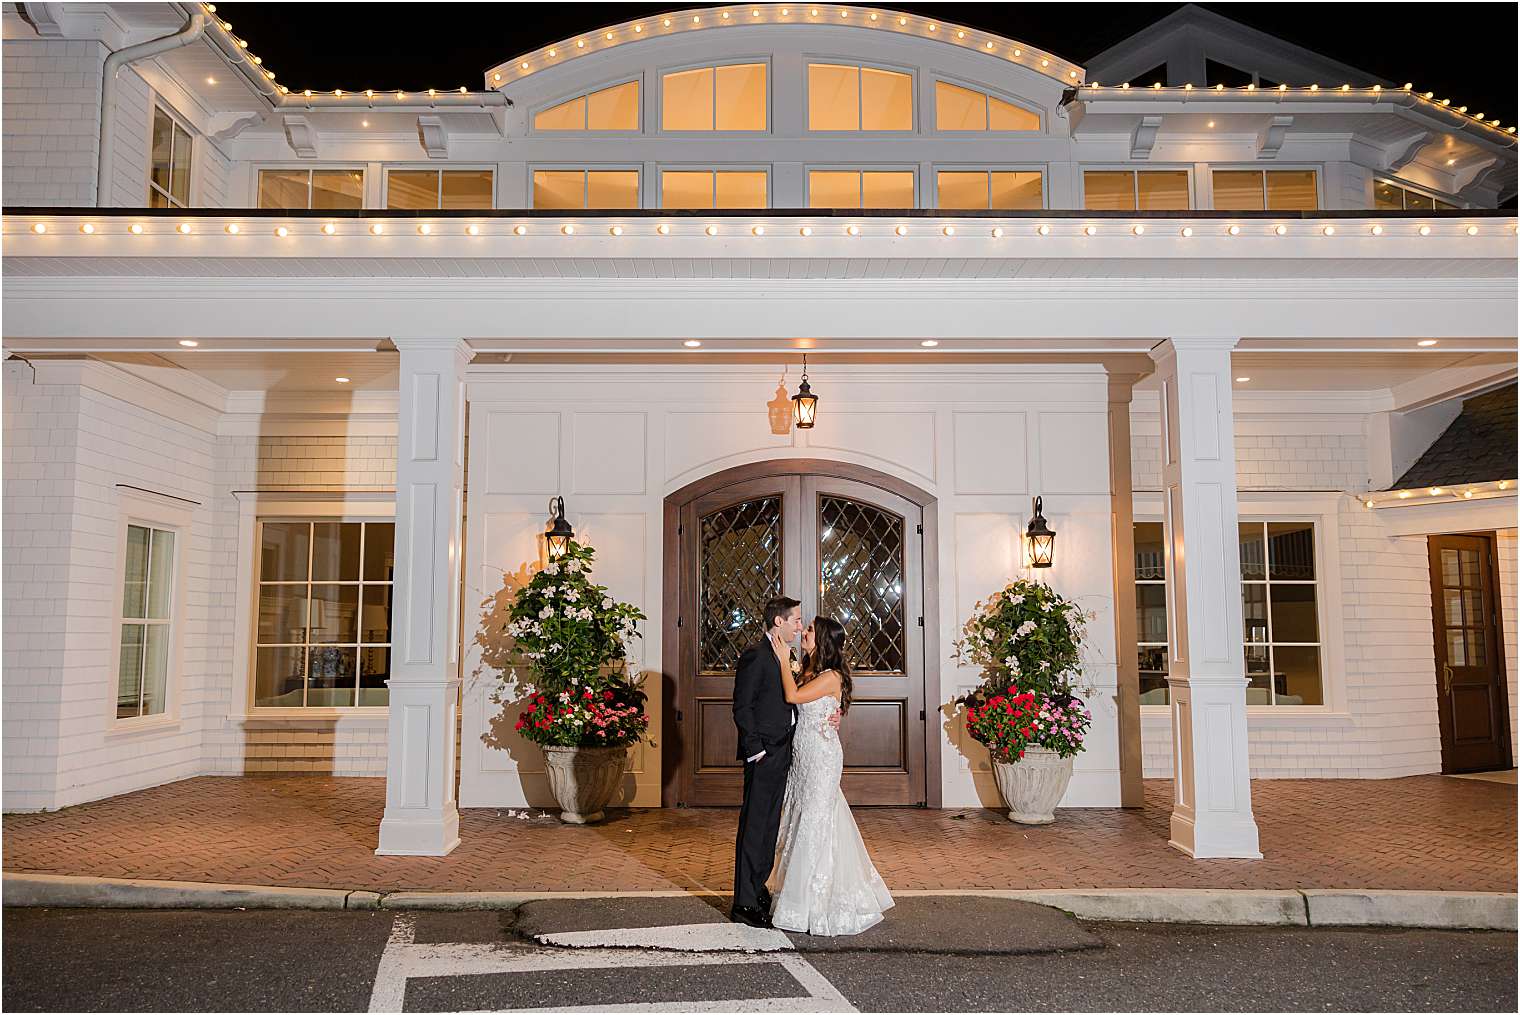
789,657,802,676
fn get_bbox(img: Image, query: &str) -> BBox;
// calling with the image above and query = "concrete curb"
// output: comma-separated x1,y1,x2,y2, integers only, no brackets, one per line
4,874,1515,930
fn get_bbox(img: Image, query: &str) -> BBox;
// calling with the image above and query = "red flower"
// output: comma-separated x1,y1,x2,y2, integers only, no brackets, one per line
526,704,537,714
514,718,525,731
603,690,615,701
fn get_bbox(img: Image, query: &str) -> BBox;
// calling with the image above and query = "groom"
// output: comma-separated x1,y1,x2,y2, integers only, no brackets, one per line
730,595,803,928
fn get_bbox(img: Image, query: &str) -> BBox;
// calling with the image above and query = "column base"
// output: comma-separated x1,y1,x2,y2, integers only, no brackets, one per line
376,808,461,857
1169,808,1262,860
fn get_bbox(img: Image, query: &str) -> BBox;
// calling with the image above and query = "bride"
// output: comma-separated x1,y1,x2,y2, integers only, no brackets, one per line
767,615,894,936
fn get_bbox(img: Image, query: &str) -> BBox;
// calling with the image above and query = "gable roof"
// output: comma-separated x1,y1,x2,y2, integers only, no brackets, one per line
1394,383,1517,490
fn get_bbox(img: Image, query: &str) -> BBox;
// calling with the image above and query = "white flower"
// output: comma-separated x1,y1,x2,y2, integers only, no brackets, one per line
1015,620,1036,638
544,563,560,575
539,606,553,620
1039,659,1051,670
564,588,579,602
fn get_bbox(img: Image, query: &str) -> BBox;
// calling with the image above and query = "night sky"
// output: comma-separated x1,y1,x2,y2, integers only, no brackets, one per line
215,3,1516,123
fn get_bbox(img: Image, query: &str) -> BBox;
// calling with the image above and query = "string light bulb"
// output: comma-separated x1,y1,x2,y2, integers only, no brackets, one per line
846,224,860,236
1321,225,1335,236
1370,224,1383,235
1180,226,1193,237
751,225,765,236
79,222,95,234
895,225,909,236
128,223,143,235
799,225,813,236
1227,224,1241,235
561,224,576,235
609,225,623,236
320,223,336,235
1131,224,1145,236
224,223,240,235
466,224,480,235
1466,225,1480,236
705,224,719,236
1036,224,1051,236
1418,225,1432,236
177,222,192,234
513,224,527,236
1274,224,1288,236
942,225,956,236
418,223,432,235
369,223,384,235
657,223,671,235
991,226,1004,238
1083,225,1098,236
274,226,288,237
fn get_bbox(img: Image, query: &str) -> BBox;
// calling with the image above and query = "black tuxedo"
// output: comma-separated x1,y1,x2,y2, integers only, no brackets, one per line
732,636,796,911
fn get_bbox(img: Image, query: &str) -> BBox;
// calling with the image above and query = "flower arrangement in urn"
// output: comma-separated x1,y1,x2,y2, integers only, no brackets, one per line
952,577,1094,824
502,539,649,823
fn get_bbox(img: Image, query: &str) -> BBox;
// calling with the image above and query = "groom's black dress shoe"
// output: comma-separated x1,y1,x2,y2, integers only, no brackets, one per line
730,905,773,929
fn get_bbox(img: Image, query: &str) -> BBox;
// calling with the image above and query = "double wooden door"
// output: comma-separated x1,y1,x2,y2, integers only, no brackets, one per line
1428,534,1512,773
673,470,927,807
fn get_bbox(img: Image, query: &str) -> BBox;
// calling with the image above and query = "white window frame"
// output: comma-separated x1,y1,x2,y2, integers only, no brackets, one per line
527,164,644,209
1207,165,1323,211
147,103,194,208
251,165,369,209
929,74,1044,134
1373,177,1463,211
529,73,644,134
380,165,498,210
233,492,395,720
931,164,1048,210
1078,165,1196,211
656,56,773,136
803,164,919,208
1132,520,1170,706
802,57,917,135
655,164,772,209
1132,491,1348,717
108,488,192,733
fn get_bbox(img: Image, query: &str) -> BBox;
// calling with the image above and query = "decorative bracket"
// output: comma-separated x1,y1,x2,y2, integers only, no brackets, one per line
281,115,318,159
417,115,450,159
207,111,262,144
1455,157,1504,204
1130,115,1164,160
1384,129,1435,173
1255,115,1294,159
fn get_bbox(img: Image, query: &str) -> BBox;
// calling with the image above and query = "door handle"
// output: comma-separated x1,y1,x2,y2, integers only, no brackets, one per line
1442,664,1454,695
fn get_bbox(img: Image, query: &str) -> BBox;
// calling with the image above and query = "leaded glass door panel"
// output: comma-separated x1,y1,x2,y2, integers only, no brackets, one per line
1428,534,1511,773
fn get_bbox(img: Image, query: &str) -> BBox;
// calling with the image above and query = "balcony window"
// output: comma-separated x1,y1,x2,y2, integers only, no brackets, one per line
533,169,640,209
534,80,640,131
1374,179,1459,211
1084,170,1190,210
808,170,914,208
808,64,912,131
937,170,1043,210
662,64,767,131
1213,169,1318,210
935,81,1040,131
661,170,768,209
149,106,192,208
258,169,364,210
387,169,493,210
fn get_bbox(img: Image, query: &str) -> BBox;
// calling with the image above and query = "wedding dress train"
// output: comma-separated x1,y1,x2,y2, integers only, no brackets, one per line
767,694,894,936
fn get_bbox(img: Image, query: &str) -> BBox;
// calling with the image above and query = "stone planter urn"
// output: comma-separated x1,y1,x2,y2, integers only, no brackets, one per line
541,744,629,824
992,746,1075,824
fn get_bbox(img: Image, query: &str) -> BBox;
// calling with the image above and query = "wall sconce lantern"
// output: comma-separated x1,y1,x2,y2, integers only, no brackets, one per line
792,354,819,429
1026,496,1056,568
545,496,574,561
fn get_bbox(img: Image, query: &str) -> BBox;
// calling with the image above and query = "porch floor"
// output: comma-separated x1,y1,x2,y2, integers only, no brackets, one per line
3,776,1513,894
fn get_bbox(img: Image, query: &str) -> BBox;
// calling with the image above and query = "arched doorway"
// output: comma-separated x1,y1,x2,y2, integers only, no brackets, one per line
661,459,939,808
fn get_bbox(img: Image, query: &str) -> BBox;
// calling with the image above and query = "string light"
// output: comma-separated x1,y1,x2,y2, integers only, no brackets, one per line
609,225,623,235
942,225,956,236
751,225,765,236
224,223,240,234
79,222,95,234
128,223,143,235
657,223,671,235
418,223,432,235
1083,224,1098,236
799,225,813,236
176,222,192,234
320,223,336,235
369,223,384,235
179,339,199,347
1370,224,1383,235
466,224,480,236
1418,225,1432,236
514,225,528,236
561,224,576,235
1466,225,1480,236
274,226,288,237
1227,225,1242,235
1274,224,1288,236
1036,224,1051,236
846,224,860,236
990,226,1004,237
895,225,908,236
1180,226,1193,237
1321,225,1335,236
706,224,720,236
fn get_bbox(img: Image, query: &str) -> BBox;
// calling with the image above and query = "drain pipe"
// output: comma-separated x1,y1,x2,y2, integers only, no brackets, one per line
96,10,207,206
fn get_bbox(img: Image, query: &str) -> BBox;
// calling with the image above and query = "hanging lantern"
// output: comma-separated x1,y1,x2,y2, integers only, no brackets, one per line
545,496,574,561
792,354,819,429
1026,496,1056,568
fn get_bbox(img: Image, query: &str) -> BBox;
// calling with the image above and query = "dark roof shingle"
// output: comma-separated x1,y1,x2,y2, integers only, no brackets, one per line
1393,383,1517,490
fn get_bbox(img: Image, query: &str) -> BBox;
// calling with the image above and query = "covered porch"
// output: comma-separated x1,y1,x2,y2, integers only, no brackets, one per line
2,208,1515,862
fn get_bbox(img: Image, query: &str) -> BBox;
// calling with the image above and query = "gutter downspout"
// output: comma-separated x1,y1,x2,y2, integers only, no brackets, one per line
96,11,207,207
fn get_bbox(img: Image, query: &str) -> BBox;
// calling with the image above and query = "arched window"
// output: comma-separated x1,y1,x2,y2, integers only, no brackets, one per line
661,63,767,131
533,80,640,131
807,64,913,131
934,81,1040,132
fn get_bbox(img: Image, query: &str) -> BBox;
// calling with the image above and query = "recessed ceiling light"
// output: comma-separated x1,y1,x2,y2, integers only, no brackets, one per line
920,340,939,347
335,376,351,384
1417,339,1438,347
1235,376,1250,382
683,340,702,348
178,339,199,348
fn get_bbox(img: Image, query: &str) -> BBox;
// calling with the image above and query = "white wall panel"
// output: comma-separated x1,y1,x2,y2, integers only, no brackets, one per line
804,410,937,485
953,411,1028,495
572,412,646,495
1039,411,1110,494
483,410,560,495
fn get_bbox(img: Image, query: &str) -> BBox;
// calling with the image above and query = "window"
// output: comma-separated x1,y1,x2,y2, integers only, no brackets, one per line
661,169,767,209
1212,169,1318,210
1374,179,1459,211
255,521,394,709
935,81,1039,131
1133,518,1323,707
387,169,493,209
808,63,912,131
149,106,192,208
1133,522,1169,705
1240,521,1323,705
533,169,640,209
808,169,914,208
662,63,767,131
258,169,364,210
1084,170,1190,210
534,80,640,131
118,524,176,719
937,170,1043,210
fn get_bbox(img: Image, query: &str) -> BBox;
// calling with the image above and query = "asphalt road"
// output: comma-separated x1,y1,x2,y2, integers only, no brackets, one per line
3,905,1515,1013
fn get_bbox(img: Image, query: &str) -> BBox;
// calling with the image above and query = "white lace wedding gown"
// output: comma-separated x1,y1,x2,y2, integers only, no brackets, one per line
767,694,894,936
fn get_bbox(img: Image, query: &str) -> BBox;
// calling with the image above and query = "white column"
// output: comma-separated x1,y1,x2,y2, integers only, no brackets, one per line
1149,337,1261,859
376,337,471,856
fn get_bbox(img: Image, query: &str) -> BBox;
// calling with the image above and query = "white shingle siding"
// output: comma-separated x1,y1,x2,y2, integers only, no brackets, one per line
1498,529,1518,761
2,39,105,206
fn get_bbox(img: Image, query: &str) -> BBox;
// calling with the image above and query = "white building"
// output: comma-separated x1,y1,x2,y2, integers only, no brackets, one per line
2,3,1515,860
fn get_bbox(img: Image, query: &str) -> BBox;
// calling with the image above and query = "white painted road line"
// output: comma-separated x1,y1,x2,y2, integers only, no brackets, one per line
367,914,858,1013
536,922,794,952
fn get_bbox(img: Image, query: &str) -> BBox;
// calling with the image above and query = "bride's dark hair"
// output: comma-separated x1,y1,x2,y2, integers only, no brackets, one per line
803,615,853,714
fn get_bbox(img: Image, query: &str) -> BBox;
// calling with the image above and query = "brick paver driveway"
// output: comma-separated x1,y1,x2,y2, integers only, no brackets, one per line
3,776,1514,893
